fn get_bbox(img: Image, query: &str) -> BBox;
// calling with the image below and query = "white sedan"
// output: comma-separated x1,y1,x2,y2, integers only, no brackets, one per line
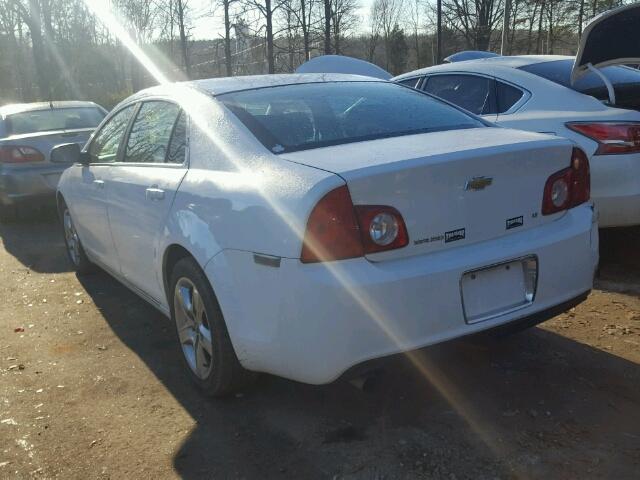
393,4,640,228
53,74,598,396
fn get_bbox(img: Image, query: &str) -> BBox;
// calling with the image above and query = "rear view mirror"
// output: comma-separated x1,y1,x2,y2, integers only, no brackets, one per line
50,143,88,165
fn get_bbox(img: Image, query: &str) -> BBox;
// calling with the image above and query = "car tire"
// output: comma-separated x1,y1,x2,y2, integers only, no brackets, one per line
169,257,255,397
59,203,95,274
0,205,17,223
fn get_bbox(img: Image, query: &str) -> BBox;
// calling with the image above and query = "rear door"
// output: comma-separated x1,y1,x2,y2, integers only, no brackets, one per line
105,100,188,303
421,73,498,122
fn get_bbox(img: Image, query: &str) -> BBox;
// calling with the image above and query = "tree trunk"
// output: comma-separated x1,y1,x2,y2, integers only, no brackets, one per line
536,0,546,54
24,0,50,100
323,0,331,54
129,30,141,92
301,0,310,60
265,0,275,73
414,27,419,68
501,0,511,55
177,0,190,77
224,0,233,76
578,0,585,37
547,2,554,54
436,0,442,63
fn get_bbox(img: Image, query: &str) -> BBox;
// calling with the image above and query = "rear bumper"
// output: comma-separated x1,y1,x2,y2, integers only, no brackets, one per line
0,166,66,207
207,204,598,384
339,289,590,380
591,152,640,227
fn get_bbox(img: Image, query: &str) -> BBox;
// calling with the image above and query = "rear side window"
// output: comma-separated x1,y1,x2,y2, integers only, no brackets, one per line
219,82,483,154
167,111,187,164
124,101,181,163
397,77,420,88
88,105,136,163
422,74,495,115
496,81,524,113
6,107,105,135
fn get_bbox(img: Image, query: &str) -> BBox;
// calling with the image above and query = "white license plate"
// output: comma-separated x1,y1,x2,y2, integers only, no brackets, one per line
461,257,537,324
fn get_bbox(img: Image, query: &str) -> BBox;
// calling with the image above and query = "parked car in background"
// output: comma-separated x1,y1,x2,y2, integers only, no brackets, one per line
443,51,501,63
394,3,640,228
0,101,107,221
53,75,597,396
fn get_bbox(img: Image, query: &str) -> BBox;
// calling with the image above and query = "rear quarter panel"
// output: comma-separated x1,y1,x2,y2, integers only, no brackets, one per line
154,89,342,283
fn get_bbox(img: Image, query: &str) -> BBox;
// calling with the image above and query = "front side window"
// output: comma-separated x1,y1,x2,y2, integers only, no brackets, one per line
6,107,105,136
124,101,181,163
88,105,136,163
422,74,495,115
218,82,484,154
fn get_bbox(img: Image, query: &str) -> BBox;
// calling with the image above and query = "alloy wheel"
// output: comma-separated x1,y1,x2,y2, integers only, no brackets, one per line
174,277,214,379
63,209,81,266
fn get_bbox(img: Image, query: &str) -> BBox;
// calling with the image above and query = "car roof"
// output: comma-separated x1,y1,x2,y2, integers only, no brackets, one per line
134,73,386,99
393,55,575,80
0,101,102,117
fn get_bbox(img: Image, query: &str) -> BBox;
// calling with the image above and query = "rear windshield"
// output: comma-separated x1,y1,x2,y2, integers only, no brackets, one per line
6,107,105,135
519,59,640,98
218,82,484,153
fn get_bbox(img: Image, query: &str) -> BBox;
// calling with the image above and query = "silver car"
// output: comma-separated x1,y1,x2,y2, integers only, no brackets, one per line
0,101,107,221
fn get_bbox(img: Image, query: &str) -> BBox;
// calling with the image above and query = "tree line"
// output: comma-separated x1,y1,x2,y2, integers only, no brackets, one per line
0,0,633,108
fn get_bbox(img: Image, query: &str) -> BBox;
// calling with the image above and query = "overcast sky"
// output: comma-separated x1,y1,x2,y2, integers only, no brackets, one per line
188,0,373,40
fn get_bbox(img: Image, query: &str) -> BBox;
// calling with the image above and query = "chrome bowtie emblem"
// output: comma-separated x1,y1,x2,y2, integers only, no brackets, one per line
465,176,493,191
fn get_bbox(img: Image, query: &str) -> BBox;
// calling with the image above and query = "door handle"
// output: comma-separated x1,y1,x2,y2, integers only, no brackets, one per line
145,186,165,201
93,179,105,189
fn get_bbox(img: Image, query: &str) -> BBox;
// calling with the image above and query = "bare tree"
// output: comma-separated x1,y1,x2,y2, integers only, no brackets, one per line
323,0,331,53
331,0,358,54
215,0,240,75
245,0,281,73
442,0,504,50
175,0,191,76
0,0,30,100
115,0,157,90
406,0,424,68
370,0,405,70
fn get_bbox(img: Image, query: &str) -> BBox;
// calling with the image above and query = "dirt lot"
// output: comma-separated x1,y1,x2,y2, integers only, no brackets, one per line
0,213,638,479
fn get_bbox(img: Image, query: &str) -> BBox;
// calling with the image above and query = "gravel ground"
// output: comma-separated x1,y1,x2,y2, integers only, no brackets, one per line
0,213,638,479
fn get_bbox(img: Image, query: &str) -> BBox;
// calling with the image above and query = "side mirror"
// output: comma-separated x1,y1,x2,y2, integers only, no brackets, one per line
50,143,89,165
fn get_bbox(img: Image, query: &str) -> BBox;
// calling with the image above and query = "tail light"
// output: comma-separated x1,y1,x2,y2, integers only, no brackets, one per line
542,147,590,215
354,205,408,253
301,185,409,263
0,146,45,163
566,122,640,155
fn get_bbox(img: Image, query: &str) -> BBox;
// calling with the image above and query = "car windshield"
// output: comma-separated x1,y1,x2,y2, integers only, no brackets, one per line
518,59,640,95
218,82,485,153
6,107,105,135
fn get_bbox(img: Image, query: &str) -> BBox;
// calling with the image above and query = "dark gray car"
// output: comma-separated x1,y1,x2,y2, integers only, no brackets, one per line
0,101,107,220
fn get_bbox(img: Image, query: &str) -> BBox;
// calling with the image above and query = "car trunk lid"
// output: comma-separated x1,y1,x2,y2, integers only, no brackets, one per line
0,128,94,164
295,54,392,79
572,3,640,84
281,128,575,261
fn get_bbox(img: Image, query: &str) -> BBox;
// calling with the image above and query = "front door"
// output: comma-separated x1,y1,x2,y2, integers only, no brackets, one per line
69,104,137,270
105,101,188,303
